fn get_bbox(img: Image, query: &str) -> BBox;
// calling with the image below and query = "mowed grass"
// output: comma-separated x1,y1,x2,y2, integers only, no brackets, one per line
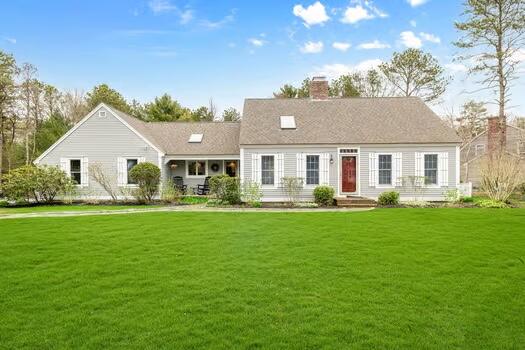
0,204,163,214
1,209,524,349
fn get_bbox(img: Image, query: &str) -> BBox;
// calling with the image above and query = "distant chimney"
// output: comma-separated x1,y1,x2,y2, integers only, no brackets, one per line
310,76,329,100
487,117,506,155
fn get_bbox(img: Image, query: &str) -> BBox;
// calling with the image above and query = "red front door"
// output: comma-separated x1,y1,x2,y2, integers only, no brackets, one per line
342,156,357,193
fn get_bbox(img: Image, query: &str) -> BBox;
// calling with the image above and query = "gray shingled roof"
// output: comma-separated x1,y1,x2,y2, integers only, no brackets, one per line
240,97,461,145
110,107,240,155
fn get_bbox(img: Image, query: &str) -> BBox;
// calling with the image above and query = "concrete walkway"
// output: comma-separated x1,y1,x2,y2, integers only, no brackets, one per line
0,205,374,220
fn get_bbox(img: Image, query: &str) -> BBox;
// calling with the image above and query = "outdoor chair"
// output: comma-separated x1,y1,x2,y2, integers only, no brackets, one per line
173,176,187,193
195,176,211,195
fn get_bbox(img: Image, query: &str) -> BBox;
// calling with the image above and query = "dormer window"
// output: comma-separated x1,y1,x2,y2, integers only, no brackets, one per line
188,133,203,143
280,116,296,129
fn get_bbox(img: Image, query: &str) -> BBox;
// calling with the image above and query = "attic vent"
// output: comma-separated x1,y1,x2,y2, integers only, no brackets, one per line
99,110,106,118
280,116,296,129
188,134,203,143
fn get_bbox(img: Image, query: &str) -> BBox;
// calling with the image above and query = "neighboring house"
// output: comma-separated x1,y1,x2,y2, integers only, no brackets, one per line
35,77,461,201
461,117,525,187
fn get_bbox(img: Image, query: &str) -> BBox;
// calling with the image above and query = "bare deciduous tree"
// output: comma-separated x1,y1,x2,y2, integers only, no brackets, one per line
480,153,523,202
89,162,119,201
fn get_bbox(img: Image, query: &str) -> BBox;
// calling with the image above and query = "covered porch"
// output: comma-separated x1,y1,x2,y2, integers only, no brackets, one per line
164,156,240,194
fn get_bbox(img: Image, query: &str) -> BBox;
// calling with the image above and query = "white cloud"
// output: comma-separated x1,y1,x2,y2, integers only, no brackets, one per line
314,59,382,78
228,42,236,48
341,1,387,24
293,1,330,27
249,38,266,47
4,37,16,44
358,40,390,49
410,20,417,27
445,63,468,72
179,9,193,24
148,0,177,13
301,41,324,54
332,42,351,51
200,9,236,29
400,31,422,48
420,32,441,43
407,0,429,7
148,0,193,24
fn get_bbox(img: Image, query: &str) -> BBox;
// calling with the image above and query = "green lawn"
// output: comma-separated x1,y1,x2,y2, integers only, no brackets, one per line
0,204,163,214
1,209,524,349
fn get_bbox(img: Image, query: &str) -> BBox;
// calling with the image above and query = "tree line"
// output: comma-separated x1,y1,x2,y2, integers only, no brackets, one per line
0,51,241,175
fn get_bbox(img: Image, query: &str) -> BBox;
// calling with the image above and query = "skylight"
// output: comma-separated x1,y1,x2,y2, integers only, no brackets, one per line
188,133,203,143
280,116,296,129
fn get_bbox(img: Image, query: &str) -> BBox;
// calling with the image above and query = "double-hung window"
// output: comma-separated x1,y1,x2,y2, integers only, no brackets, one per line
424,154,438,185
187,160,207,177
70,159,82,185
378,154,392,186
306,155,320,185
126,159,138,184
261,155,275,185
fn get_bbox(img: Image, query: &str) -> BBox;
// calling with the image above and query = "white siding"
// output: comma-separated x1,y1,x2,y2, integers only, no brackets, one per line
37,106,160,198
242,144,459,202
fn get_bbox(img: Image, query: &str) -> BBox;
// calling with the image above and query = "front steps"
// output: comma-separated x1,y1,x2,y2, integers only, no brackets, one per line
335,196,377,208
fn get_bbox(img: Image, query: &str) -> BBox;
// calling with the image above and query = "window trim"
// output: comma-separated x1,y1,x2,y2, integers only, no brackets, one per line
186,160,208,178
260,154,277,188
376,153,394,189
304,153,321,188
69,158,83,187
421,152,440,187
125,158,139,186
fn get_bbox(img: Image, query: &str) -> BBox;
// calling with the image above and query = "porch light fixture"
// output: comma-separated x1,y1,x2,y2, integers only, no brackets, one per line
330,155,334,164
170,162,178,170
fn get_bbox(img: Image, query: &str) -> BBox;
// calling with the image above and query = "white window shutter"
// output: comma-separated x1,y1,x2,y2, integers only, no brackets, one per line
251,154,260,183
60,158,69,175
415,152,423,186
394,152,403,186
320,153,330,185
369,153,377,187
296,153,305,179
81,157,89,187
439,152,449,187
276,153,284,187
117,157,125,186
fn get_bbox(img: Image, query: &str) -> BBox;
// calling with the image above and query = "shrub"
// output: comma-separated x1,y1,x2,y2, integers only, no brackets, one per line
378,191,400,206
0,165,73,204
241,181,262,207
281,177,304,205
460,196,474,203
209,175,241,204
476,198,509,208
128,162,161,203
35,165,74,203
445,189,461,203
1,166,38,202
313,186,335,206
0,200,8,207
89,162,119,201
480,154,523,202
160,179,182,204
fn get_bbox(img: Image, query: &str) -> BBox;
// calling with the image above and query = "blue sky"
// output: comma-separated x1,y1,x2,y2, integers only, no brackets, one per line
1,0,524,116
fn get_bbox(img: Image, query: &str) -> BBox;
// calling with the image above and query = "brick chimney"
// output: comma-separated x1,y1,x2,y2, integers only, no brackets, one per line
310,76,329,100
487,117,506,155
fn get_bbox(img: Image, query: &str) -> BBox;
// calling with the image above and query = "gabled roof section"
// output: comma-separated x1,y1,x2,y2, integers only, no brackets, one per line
240,97,461,145
34,103,165,163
